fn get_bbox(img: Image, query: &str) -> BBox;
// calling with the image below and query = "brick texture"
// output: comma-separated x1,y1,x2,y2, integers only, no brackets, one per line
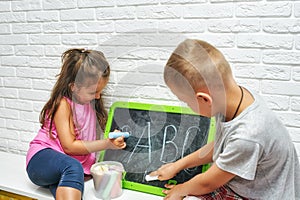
0,0,299,158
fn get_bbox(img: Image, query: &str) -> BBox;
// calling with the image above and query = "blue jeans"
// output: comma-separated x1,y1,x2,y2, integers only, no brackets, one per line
26,148,84,198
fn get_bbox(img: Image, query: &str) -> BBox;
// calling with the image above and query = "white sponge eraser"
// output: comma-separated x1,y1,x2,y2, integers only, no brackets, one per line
145,174,159,181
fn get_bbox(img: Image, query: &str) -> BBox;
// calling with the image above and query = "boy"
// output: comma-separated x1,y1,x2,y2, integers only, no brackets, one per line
150,39,300,200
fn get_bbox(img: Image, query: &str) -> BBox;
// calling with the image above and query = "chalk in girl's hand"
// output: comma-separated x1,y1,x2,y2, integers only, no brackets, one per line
145,174,159,181
108,132,130,139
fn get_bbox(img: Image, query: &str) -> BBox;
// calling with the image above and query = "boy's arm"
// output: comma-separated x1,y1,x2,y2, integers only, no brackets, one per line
150,142,214,180
176,141,214,169
163,164,235,199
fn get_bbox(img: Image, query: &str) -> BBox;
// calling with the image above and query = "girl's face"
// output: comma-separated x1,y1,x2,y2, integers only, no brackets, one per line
72,78,108,104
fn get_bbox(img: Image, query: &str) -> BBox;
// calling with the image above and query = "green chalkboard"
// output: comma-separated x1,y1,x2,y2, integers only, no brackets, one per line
99,101,215,196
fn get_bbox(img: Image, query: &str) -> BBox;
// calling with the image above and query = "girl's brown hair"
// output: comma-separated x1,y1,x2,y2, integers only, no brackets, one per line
40,48,110,137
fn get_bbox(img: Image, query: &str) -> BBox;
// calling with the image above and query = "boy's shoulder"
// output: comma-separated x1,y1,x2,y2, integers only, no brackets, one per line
218,88,289,145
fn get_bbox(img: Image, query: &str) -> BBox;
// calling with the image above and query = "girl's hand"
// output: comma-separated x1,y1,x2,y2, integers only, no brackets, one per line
149,162,178,181
109,137,126,149
163,183,186,200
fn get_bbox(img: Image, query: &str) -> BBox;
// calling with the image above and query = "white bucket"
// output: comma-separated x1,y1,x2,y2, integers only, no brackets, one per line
90,161,124,200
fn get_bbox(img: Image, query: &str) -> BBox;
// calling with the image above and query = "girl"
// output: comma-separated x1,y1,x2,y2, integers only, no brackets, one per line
26,48,126,200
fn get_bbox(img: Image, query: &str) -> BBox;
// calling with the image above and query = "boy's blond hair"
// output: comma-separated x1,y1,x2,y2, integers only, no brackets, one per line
164,39,232,94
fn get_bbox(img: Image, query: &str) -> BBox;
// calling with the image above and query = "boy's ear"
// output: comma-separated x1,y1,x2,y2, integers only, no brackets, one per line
196,92,212,106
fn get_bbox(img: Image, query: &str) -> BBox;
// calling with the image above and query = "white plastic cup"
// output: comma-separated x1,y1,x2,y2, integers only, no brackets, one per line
90,161,124,200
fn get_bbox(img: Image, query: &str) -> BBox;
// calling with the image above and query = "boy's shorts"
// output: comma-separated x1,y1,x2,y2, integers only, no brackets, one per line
184,185,249,200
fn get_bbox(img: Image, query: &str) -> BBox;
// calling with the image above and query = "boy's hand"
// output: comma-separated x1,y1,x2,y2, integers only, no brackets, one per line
163,183,185,200
109,136,126,149
149,163,178,181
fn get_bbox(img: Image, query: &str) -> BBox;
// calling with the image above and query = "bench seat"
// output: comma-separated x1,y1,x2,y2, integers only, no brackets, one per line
0,151,162,200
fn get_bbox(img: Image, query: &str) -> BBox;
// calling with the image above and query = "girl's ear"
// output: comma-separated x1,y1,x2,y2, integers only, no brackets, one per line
69,83,75,92
196,92,212,106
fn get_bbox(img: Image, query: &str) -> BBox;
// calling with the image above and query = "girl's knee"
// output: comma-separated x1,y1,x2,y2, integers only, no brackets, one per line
63,159,84,182
59,158,84,193
67,159,84,175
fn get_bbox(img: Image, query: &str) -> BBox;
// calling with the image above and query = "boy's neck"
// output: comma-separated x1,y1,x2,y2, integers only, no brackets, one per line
224,85,254,121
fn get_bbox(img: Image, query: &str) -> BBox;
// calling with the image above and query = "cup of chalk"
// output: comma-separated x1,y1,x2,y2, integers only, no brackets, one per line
90,161,124,200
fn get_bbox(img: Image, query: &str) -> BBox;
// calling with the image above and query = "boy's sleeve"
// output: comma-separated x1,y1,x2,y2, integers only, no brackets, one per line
215,137,263,180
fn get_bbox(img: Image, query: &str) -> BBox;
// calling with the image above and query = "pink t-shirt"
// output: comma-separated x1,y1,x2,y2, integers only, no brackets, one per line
26,97,97,174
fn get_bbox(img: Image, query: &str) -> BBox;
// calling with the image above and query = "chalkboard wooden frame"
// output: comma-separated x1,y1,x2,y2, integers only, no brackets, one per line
99,101,215,196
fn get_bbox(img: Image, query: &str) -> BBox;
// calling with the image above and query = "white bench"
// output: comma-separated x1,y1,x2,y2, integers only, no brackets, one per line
0,151,163,200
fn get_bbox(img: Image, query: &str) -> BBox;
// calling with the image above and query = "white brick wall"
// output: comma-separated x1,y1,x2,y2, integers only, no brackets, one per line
0,0,299,160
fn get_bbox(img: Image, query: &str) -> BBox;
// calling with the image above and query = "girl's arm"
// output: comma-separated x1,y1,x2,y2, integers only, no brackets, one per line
54,98,125,155
150,141,214,180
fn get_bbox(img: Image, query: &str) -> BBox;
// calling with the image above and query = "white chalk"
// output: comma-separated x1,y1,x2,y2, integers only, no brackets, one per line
108,132,130,139
145,174,159,181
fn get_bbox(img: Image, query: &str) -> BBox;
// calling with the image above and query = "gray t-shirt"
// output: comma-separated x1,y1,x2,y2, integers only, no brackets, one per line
213,89,300,200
